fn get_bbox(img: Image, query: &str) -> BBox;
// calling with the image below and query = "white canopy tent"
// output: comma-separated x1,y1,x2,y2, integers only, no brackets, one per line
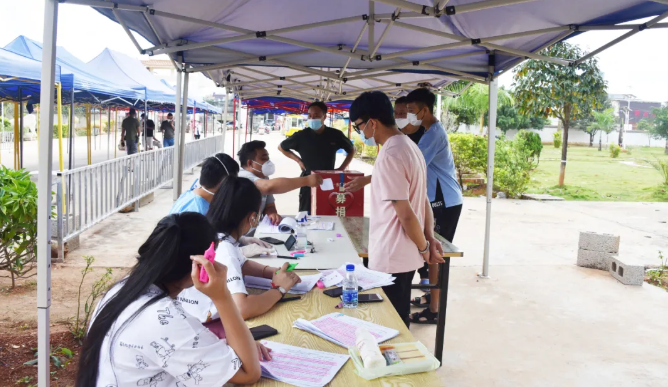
35,0,668,385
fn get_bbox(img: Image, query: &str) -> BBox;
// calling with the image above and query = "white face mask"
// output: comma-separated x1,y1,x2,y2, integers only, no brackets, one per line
395,118,410,129
407,113,422,127
252,160,276,176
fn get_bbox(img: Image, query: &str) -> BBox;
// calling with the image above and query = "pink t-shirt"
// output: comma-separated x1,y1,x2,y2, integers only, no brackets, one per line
369,134,427,274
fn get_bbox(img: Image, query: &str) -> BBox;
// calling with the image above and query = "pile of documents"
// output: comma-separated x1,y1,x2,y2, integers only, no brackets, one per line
256,216,298,234
294,313,399,348
244,274,321,295
259,340,349,387
320,263,395,290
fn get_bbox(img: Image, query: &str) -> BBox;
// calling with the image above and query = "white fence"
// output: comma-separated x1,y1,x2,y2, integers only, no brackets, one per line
1,131,13,151
53,135,223,257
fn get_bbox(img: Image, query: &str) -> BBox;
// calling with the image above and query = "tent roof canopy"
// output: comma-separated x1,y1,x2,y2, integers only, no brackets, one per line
65,0,668,104
0,48,61,102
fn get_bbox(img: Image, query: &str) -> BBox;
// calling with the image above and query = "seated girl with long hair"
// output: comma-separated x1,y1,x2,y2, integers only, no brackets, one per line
178,176,301,321
75,212,261,386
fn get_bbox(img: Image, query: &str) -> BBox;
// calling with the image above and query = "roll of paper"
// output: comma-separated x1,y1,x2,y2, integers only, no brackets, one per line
355,327,386,368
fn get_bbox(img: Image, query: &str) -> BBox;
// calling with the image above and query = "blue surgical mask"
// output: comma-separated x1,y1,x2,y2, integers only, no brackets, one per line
361,123,377,146
308,119,323,130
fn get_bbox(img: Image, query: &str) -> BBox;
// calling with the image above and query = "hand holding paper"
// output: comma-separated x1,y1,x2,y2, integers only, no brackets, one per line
320,178,334,191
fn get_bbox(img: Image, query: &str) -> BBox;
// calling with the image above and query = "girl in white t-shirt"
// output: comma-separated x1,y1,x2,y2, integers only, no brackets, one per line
76,212,262,387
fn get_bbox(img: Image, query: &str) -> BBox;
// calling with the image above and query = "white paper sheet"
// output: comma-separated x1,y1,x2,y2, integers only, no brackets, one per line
257,216,298,234
294,313,399,348
319,178,334,191
244,274,321,294
259,341,349,387
308,221,334,231
320,271,344,288
320,263,395,290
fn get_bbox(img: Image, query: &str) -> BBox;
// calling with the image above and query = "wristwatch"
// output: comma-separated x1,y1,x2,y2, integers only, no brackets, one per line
274,286,287,297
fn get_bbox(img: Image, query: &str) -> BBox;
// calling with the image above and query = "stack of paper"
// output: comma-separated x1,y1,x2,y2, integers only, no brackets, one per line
259,341,349,387
294,313,399,348
308,221,335,231
320,263,395,290
244,274,321,295
257,216,298,234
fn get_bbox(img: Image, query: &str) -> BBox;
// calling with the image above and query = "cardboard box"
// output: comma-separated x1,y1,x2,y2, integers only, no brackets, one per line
311,170,364,217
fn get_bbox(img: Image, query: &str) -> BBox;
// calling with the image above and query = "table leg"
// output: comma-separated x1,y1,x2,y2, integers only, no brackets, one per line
434,257,450,365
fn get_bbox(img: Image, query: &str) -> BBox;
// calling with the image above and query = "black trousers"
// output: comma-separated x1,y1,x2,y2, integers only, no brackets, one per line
418,203,462,279
298,170,312,213
382,270,417,328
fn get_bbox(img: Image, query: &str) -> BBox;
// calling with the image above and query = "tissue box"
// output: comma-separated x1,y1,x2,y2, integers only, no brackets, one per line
311,170,364,217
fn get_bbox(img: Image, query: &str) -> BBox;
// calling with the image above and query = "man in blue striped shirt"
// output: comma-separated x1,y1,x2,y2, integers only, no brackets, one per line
406,88,463,324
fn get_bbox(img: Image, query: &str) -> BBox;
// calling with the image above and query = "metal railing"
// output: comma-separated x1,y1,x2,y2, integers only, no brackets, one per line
1,131,14,151
54,135,223,257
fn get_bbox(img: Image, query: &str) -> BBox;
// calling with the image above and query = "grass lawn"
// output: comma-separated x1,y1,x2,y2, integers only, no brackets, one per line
526,145,668,202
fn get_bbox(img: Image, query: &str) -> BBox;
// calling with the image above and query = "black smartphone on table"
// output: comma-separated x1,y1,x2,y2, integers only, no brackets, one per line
323,286,363,298
260,237,284,245
249,324,278,340
283,234,297,251
357,293,383,303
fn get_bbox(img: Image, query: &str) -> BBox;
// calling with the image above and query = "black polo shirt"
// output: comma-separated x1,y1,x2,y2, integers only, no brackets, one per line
280,126,354,171
403,125,426,145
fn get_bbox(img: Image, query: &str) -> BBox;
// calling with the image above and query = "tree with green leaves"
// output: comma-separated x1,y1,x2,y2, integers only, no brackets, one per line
513,42,607,186
637,118,655,147
587,108,617,151
443,83,513,133
486,104,550,134
648,105,668,154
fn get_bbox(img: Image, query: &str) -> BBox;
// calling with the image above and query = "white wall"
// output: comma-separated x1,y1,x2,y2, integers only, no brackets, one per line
455,125,667,148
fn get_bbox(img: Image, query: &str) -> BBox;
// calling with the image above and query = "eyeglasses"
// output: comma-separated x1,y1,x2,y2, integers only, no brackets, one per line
353,120,368,135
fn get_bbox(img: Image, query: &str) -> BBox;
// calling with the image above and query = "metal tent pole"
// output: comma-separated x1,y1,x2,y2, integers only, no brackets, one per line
232,95,237,156
19,88,24,168
107,108,111,159
173,65,183,201
68,89,74,170
178,71,189,196
244,106,249,143
249,109,253,141
221,88,228,152
144,90,148,151
37,1,58,386
481,57,498,279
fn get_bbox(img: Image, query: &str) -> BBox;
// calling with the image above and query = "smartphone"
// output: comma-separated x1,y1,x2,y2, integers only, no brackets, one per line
260,237,284,245
358,293,383,303
284,234,297,251
249,324,278,340
323,286,363,298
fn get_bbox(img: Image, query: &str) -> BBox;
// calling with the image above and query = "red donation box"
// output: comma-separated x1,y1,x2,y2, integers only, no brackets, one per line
311,170,364,217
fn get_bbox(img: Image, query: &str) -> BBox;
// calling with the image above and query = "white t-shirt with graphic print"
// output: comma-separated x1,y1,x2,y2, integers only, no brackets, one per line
178,238,248,322
91,283,241,387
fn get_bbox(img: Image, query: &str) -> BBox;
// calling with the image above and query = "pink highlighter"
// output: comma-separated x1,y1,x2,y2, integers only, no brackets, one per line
199,242,217,283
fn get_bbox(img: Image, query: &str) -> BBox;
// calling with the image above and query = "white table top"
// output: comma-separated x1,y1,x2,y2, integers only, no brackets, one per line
250,215,360,270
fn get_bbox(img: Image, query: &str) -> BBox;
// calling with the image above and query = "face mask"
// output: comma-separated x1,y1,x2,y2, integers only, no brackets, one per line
361,121,377,147
308,119,323,130
395,118,410,129
407,112,422,127
252,160,276,176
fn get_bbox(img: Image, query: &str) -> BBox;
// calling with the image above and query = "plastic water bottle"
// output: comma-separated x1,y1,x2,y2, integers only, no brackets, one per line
296,221,308,251
342,264,358,308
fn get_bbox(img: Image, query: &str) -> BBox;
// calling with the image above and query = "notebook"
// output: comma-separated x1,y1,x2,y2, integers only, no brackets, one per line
244,274,321,295
259,340,349,387
257,216,299,234
294,313,399,348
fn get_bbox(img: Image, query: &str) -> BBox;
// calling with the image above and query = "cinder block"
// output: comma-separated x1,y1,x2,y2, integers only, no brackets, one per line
119,192,155,213
608,257,644,286
578,232,620,253
577,249,613,270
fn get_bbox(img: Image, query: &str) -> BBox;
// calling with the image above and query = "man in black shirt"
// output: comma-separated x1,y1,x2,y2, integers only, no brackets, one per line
145,119,155,150
160,113,176,147
278,101,355,213
394,96,425,143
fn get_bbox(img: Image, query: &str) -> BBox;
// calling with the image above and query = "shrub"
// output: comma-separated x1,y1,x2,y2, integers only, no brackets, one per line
609,143,621,158
553,131,562,148
649,158,668,185
516,130,543,166
352,136,364,157
450,133,487,187
1,117,11,131
52,124,70,138
493,136,534,198
363,144,378,158
70,256,113,341
0,166,38,288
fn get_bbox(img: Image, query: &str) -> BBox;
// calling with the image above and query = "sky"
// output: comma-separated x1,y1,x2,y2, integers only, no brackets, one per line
1,1,667,103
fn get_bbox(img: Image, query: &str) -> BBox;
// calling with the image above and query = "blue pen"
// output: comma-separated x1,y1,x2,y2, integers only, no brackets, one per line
339,173,345,188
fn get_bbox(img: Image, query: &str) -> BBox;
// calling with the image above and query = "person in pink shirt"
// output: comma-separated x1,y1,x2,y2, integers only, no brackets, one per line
349,91,444,327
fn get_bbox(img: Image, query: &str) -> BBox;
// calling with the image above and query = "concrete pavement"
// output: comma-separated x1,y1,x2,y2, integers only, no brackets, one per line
61,130,668,386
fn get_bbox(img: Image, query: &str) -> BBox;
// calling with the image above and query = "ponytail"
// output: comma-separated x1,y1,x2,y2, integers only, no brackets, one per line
75,213,217,386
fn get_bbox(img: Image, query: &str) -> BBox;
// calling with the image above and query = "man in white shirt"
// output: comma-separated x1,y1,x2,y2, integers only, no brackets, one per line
237,140,323,225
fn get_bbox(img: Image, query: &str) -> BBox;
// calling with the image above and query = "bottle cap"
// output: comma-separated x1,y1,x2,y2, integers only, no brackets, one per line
346,264,355,271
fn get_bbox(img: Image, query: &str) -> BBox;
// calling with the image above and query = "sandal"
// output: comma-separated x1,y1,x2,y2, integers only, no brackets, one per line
418,278,430,292
410,294,430,307
410,307,438,325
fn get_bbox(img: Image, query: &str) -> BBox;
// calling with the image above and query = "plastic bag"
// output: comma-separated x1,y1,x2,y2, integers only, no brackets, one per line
349,341,440,380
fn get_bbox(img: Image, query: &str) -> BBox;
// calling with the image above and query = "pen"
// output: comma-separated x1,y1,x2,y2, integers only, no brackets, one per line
277,255,300,260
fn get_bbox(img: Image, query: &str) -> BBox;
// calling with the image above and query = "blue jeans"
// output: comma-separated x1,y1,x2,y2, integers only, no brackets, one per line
126,140,138,155
163,138,175,147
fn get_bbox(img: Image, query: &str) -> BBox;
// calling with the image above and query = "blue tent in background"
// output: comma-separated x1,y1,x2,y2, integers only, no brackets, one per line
4,36,140,105
0,48,61,102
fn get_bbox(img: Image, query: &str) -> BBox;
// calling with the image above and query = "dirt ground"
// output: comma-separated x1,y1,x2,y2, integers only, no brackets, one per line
0,266,128,386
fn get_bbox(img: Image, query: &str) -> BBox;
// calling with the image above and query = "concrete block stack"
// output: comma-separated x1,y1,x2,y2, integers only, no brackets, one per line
576,231,644,286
